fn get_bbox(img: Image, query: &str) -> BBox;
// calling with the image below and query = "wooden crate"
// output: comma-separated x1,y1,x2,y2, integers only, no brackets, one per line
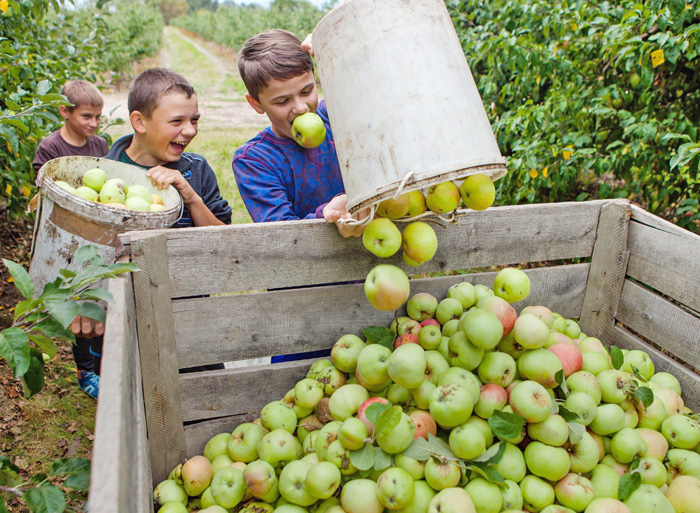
88,199,700,512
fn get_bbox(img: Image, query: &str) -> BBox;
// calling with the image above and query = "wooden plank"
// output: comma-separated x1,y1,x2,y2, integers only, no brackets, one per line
172,264,589,368
627,205,700,313
579,200,631,341
131,234,186,484
118,201,606,298
611,326,700,412
184,413,259,459
181,360,319,422
90,276,152,513
616,279,700,369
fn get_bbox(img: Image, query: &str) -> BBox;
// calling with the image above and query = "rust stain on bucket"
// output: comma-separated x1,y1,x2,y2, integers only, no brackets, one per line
49,202,124,246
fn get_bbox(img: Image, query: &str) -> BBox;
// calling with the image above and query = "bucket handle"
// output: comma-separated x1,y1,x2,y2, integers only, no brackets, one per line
339,170,416,227
29,191,43,261
166,197,186,228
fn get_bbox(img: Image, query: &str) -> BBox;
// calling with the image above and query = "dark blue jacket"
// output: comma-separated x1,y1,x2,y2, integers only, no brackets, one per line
105,135,232,227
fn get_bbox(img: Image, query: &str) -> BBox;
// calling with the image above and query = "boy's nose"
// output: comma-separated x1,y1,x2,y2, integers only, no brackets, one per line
292,99,310,116
182,122,197,136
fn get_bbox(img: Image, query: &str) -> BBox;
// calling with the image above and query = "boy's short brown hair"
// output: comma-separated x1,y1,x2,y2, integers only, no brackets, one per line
61,80,104,111
237,29,314,101
128,68,196,119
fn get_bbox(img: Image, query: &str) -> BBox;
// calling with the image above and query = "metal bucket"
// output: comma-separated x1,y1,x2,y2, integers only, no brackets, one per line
312,0,507,214
29,156,183,294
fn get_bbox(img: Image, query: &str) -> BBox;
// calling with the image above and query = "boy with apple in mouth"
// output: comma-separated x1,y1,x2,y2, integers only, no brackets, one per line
232,29,365,238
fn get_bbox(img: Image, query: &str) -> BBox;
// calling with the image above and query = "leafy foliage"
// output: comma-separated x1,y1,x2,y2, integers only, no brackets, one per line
447,0,700,232
171,0,325,49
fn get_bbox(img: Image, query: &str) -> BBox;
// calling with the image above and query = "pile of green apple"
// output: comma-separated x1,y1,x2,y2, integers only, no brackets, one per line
153,268,700,513
53,167,166,212
363,174,496,266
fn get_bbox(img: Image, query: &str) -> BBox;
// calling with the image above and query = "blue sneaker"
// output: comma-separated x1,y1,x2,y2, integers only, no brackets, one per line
77,370,99,399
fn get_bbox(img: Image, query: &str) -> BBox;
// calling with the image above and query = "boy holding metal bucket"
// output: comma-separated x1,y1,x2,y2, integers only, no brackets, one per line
232,29,365,238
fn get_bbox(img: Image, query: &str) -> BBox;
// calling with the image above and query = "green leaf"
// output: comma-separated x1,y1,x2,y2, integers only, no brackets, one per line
28,334,57,358
0,456,21,487
555,369,569,396
39,93,69,103
470,442,505,466
5,100,21,111
31,319,75,344
488,410,527,441
74,245,99,265
0,118,28,133
468,464,505,484
107,262,139,275
23,483,66,513
37,80,52,96
567,421,586,444
50,458,91,476
558,406,580,423
0,495,8,513
375,405,402,439
22,354,45,398
365,402,392,426
3,258,34,299
0,328,31,379
610,346,624,370
618,471,641,501
349,444,375,471
363,326,393,344
634,387,654,409
64,474,90,491
30,473,48,484
77,288,113,302
373,447,392,472
77,303,105,324
425,433,458,461
44,300,79,329
402,437,432,461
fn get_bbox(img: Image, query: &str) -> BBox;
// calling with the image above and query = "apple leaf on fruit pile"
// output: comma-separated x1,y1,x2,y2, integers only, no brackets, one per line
364,402,392,426
618,470,642,501
557,405,585,443
362,326,395,349
402,438,433,461
350,444,375,471
488,410,527,440
555,369,569,396
609,346,625,370
374,447,392,471
375,406,402,439
633,386,654,409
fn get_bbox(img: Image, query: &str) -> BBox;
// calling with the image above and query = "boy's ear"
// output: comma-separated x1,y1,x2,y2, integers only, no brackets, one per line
246,94,265,115
58,105,71,120
130,110,147,134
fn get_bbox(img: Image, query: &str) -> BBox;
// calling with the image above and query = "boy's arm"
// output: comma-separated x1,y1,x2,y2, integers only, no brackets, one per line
146,166,226,227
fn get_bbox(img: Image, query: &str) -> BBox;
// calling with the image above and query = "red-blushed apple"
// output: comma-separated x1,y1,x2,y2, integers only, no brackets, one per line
555,473,595,512
365,264,410,311
243,459,279,502
585,498,632,513
508,380,552,423
330,334,366,374
407,189,427,216
635,427,669,461
578,337,608,356
426,181,461,214
474,384,508,419
599,454,629,477
493,268,531,303
394,333,420,348
477,295,518,335
548,343,583,377
547,331,575,349
402,221,438,264
421,318,441,328
377,194,411,219
664,475,700,513
460,173,495,211
408,408,438,439
357,396,390,435
406,292,439,321
182,456,212,497
391,316,422,335
520,305,555,328
362,217,402,258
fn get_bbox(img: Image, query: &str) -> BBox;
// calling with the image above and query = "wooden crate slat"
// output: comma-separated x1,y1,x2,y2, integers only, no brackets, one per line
90,276,152,513
184,413,259,459
119,201,605,298
579,200,631,341
611,326,700,412
180,360,312,422
173,264,590,369
627,205,700,313
131,234,187,484
616,279,700,369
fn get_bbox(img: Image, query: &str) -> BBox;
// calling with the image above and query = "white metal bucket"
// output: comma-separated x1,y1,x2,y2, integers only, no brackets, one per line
29,156,183,294
312,0,507,214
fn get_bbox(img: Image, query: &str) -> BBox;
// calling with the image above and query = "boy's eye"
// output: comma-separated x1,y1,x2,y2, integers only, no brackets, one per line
275,99,288,105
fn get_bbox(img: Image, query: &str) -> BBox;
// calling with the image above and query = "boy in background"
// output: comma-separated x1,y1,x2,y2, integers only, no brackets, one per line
232,29,364,238
33,79,109,399
33,80,108,172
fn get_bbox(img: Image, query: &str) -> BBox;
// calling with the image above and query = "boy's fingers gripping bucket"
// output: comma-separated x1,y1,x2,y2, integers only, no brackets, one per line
312,0,507,215
29,156,183,295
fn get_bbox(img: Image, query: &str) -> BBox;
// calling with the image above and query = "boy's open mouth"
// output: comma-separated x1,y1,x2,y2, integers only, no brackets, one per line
171,141,188,152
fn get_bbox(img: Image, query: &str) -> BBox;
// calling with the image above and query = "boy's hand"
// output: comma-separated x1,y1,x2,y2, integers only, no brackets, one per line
70,315,105,339
146,165,197,203
301,33,314,56
323,194,370,238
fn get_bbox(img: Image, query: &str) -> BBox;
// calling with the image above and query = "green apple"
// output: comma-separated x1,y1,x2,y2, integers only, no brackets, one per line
447,282,477,310
340,479,384,513
429,384,473,429
517,348,563,388
364,264,410,311
305,461,341,499
256,429,298,469
425,458,462,490
524,441,571,481
125,196,151,211
210,454,234,475
388,342,426,389
402,221,438,264
54,180,77,194
126,183,153,204
436,297,464,326
291,112,326,148
294,378,324,409
520,475,555,512
210,467,246,509
610,427,647,463
460,173,495,211
565,392,598,426
377,467,414,509
589,404,626,436
75,186,99,201
407,189,427,216
449,421,486,459
363,217,402,258
565,431,601,474
636,456,667,487
428,487,477,513
330,334,366,373
328,384,369,421
508,380,552,423
278,460,316,506
493,267,531,303
157,502,188,513
153,479,187,506
662,414,700,449
82,167,107,192
407,292,439,321
377,193,411,219
465,477,503,513
649,372,682,395
99,181,126,204
527,414,569,447
590,464,620,499
493,443,527,483
426,181,460,214
459,307,503,350
665,475,700,513
260,400,297,433
623,484,675,513
555,473,595,512
203,433,230,462
376,412,416,453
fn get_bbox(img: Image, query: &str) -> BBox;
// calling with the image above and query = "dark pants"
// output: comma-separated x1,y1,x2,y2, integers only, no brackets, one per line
72,336,103,375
